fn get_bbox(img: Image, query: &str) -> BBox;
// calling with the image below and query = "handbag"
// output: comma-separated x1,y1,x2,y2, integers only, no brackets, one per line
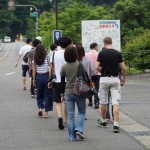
73,62,93,98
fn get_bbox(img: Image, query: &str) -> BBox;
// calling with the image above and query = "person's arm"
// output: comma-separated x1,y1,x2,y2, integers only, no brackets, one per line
28,58,31,68
48,62,53,88
32,64,37,86
120,62,126,85
89,58,96,77
49,62,54,76
95,61,102,72
15,54,21,68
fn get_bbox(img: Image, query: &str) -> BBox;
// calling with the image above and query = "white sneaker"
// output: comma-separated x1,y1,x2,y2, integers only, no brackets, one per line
76,131,85,140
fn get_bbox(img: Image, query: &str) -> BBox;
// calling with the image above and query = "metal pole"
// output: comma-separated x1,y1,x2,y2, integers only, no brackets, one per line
55,0,58,30
15,5,38,35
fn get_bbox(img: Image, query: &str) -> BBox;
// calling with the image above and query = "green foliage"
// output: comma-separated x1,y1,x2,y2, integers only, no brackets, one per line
126,67,141,75
58,1,90,42
25,18,36,39
0,0,52,40
38,0,112,47
112,0,150,45
38,11,55,49
122,30,150,71
124,30,150,52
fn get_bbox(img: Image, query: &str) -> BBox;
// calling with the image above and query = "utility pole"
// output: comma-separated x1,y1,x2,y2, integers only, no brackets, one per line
49,0,58,30
55,0,58,30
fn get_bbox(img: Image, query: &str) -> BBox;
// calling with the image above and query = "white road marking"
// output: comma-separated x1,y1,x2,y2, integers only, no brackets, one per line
5,72,16,76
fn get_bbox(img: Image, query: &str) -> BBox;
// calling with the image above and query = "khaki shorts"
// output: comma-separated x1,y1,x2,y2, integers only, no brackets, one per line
99,77,121,105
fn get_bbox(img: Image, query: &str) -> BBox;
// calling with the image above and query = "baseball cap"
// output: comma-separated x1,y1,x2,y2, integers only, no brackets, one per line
36,36,42,42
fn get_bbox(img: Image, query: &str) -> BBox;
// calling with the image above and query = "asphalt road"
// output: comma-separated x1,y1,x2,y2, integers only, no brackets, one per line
0,42,149,150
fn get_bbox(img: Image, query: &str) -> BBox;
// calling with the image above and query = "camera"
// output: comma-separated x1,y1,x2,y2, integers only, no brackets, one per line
48,74,56,82
90,87,97,95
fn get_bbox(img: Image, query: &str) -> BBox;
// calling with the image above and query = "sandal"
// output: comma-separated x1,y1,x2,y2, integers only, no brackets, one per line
44,112,49,119
38,111,43,117
23,86,26,90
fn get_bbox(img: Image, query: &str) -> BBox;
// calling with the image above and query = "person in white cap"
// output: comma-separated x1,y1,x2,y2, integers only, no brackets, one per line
36,36,42,42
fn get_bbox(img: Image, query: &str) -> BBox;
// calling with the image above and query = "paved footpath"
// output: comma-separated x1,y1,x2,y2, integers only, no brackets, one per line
0,43,149,150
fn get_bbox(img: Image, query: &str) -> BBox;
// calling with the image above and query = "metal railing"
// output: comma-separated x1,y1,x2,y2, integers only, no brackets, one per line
121,50,150,74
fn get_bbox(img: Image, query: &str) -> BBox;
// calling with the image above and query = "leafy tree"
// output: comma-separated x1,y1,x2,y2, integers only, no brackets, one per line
25,18,36,39
112,0,150,45
58,1,90,42
38,11,55,49
0,8,16,39
38,1,112,47
58,1,112,42
123,30,150,70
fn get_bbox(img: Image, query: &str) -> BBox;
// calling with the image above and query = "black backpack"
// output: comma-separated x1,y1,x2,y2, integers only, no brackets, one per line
23,52,29,63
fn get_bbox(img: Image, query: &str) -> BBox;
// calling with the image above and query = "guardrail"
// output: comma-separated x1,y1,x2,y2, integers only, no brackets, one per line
122,50,150,74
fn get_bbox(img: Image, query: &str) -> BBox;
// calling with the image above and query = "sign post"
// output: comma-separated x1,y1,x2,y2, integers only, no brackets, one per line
53,30,62,43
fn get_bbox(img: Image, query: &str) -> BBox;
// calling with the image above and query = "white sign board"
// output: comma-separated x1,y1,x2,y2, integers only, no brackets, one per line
82,20,121,52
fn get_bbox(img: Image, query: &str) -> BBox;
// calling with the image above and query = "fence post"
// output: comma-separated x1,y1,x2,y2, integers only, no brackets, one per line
142,50,144,73
128,53,131,75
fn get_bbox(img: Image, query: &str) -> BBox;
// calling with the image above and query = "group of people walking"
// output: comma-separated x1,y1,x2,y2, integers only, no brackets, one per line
15,36,126,141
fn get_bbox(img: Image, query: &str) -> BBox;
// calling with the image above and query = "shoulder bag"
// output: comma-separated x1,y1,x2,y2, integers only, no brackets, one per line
73,62,92,98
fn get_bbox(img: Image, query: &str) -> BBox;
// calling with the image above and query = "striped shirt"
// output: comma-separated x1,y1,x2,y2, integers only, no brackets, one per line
34,55,50,74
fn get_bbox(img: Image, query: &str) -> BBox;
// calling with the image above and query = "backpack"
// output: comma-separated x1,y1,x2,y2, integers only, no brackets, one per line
23,48,34,63
23,52,29,63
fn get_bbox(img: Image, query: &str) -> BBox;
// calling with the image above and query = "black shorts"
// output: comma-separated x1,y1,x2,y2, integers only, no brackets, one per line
22,65,29,77
53,82,61,103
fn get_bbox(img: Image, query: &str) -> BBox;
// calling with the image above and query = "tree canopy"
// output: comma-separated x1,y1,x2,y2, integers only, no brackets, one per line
1,0,150,54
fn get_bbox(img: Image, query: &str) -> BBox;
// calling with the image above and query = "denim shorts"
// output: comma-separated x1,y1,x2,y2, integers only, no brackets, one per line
99,77,121,105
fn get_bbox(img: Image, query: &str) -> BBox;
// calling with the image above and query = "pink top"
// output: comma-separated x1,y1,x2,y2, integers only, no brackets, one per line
86,50,101,75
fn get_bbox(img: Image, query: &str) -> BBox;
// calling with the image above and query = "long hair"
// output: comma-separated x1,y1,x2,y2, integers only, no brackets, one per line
76,45,85,62
34,44,46,66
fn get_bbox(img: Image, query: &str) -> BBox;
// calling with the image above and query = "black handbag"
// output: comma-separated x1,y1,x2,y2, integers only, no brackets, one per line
73,62,92,98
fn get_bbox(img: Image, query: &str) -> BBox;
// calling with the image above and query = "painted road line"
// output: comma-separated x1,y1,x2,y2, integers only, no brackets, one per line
5,72,16,76
0,47,10,61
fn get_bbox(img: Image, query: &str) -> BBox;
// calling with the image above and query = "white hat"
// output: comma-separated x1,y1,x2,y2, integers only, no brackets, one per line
36,36,42,42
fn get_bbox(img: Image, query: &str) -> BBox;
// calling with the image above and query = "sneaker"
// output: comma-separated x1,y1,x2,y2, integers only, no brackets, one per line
97,119,107,127
31,95,35,98
88,103,93,107
58,117,64,130
113,126,120,133
76,131,85,140
95,103,99,109
63,122,68,128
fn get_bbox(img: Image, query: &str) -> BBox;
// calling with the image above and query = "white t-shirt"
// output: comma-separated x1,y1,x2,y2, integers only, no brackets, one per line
19,44,32,65
57,46,61,51
52,49,66,83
